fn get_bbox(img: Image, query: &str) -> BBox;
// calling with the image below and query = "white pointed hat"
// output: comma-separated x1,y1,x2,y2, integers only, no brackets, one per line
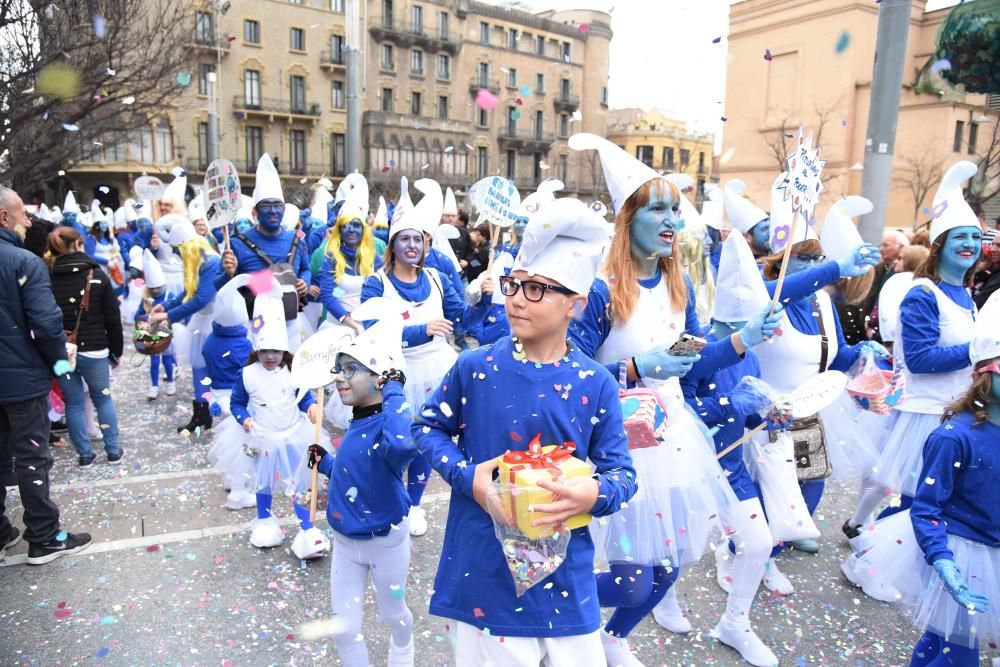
374,196,389,226
157,213,196,246
701,185,724,230
90,199,103,221
236,194,255,222
113,206,127,229
213,274,253,328
568,132,660,214
49,206,62,223
714,227,771,323
930,160,980,243
39,203,50,221
335,172,368,207
250,289,289,352
128,245,144,269
281,204,300,230
519,179,564,222
141,248,166,289
512,197,612,295
162,173,187,203
724,179,769,234
336,297,406,377
63,191,80,214
443,187,459,216
821,196,872,263
311,184,334,215
391,178,439,238
665,173,701,233
391,176,413,227
970,299,1000,364
252,153,284,204
187,193,207,222
124,201,138,223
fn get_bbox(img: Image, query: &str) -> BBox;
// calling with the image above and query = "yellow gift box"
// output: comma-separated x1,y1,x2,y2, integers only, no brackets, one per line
497,434,593,540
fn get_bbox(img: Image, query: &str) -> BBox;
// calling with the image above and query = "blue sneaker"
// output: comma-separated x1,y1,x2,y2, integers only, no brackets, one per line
789,538,820,554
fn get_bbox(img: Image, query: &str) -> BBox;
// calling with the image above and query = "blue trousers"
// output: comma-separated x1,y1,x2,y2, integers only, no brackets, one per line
910,631,978,666
56,355,121,458
597,564,680,637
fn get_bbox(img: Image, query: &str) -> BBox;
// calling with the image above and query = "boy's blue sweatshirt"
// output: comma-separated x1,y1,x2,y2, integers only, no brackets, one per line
203,322,252,390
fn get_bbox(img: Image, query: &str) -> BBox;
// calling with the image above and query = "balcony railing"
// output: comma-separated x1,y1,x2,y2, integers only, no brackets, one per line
232,96,322,120
469,76,501,96
368,17,461,55
192,33,231,51
321,50,346,69
553,93,580,113
497,128,556,153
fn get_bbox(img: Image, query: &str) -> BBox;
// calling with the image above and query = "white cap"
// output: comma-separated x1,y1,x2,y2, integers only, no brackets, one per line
519,179,564,222
930,160,980,244
335,172,368,207
443,187,459,216
252,153,284,204
311,185,334,215
568,132,659,214
391,176,413,226
374,196,389,226
187,194,207,222
512,197,611,295
281,203,300,230
162,173,187,203
821,196,872,263
970,300,1000,365
250,290,289,352
713,230,770,323
701,185,724,230
336,297,406,377
63,191,80,214
213,274,253,328
141,248,166,289
724,179,768,234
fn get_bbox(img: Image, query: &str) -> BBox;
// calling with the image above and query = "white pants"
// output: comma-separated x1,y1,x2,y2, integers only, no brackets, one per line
454,622,604,667
718,497,775,622
330,527,413,667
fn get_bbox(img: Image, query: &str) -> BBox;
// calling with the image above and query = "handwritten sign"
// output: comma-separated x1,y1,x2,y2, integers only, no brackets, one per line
133,176,165,201
471,176,520,228
204,159,242,229
786,371,848,419
778,128,826,224
292,326,355,390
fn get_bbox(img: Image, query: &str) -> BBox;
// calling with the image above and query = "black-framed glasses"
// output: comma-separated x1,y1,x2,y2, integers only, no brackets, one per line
499,275,576,302
792,253,826,263
331,361,366,379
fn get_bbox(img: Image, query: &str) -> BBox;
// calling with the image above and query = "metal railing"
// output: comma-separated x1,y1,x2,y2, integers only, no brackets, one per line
232,96,321,117
469,76,501,96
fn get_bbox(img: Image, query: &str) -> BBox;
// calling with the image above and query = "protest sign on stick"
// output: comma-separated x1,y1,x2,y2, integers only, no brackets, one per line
204,159,242,250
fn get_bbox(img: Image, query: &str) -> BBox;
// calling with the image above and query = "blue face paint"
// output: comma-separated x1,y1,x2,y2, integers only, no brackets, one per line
235,218,254,234
750,219,771,254
786,249,826,276
341,219,364,247
255,199,285,233
62,212,77,226
702,231,714,257
137,218,153,236
939,226,982,283
630,193,681,260
393,230,424,266
513,216,529,240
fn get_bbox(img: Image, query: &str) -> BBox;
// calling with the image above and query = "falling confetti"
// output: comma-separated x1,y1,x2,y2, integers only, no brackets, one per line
835,30,851,54
930,58,951,75
475,88,498,111
176,72,192,86
62,123,80,132
37,63,81,100
764,48,773,61
712,36,722,44
92,13,107,38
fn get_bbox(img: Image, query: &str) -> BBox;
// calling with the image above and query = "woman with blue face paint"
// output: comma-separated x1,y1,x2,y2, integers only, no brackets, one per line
84,213,125,293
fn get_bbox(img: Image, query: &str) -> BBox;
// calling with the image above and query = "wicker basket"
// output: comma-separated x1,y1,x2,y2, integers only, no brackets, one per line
847,369,906,415
133,322,173,356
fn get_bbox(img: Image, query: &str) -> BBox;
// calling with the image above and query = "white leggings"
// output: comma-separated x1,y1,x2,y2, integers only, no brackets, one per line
454,622,605,667
330,527,413,667
718,497,775,622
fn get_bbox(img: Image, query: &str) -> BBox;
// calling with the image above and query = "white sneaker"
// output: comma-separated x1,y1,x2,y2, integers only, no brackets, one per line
762,559,794,595
90,429,103,441
164,381,177,396
146,385,159,401
711,618,778,667
290,527,330,560
652,587,693,634
388,635,415,667
249,517,284,548
715,541,734,594
600,630,646,667
840,554,901,603
225,489,257,511
407,506,427,537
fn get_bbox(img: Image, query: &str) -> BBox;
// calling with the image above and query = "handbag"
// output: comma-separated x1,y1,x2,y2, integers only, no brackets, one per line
63,269,94,370
617,362,669,449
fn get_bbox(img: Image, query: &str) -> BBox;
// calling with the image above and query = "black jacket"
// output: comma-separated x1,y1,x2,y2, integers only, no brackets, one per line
0,227,67,403
50,252,124,360
463,244,490,281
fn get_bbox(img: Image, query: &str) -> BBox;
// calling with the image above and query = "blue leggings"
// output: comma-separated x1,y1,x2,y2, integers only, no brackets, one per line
407,454,431,506
597,564,680,637
149,354,176,386
255,491,311,529
910,631,978,666
192,367,209,401
877,494,913,521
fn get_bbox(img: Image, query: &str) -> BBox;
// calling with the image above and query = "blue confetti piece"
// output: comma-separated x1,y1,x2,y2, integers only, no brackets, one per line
99,615,116,625
835,31,851,54
96,647,110,659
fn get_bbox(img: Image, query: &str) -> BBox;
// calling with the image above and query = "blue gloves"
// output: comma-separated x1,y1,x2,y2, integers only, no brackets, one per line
933,559,991,613
837,243,881,278
857,340,891,362
635,346,700,380
52,360,73,376
728,377,774,416
738,304,785,349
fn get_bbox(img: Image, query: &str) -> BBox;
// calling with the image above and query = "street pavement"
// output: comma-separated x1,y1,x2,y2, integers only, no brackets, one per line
0,343,934,666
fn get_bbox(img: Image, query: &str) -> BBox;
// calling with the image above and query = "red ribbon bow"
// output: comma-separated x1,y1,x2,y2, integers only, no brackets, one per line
502,434,576,481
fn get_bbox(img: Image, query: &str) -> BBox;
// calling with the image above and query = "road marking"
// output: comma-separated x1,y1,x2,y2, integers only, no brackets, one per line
6,467,219,497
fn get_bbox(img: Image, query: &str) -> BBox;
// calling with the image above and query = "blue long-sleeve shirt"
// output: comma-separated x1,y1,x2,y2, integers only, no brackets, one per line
229,364,316,425
203,322,252,391
318,249,385,321
911,413,1000,565
898,282,974,374
317,381,417,539
424,247,465,296
218,226,311,290
162,255,222,324
84,236,113,265
411,335,637,637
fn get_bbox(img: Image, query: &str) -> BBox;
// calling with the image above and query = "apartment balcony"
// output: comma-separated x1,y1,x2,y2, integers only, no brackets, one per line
320,50,347,72
468,76,501,96
368,17,461,56
232,96,322,124
191,33,231,54
362,110,472,135
497,128,556,153
553,93,580,114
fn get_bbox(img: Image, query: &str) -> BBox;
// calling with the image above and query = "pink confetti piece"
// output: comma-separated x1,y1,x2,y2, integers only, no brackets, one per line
475,88,498,111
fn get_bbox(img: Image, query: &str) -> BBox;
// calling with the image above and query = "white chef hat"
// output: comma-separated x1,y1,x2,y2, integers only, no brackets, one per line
713,230,770,323
724,179,769,234
930,160,980,244
252,153,283,204
568,133,660,214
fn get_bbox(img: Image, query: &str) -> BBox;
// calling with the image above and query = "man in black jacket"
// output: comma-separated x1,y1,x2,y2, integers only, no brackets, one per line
0,187,91,565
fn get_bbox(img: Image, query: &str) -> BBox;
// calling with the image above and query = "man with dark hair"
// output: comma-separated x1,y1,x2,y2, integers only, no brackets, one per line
0,186,91,564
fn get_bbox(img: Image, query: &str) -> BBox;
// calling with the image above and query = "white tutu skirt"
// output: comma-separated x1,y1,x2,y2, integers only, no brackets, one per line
402,341,457,416
591,402,736,568
162,264,184,300
872,411,942,497
122,281,143,325
172,309,214,369
817,393,883,482
851,510,1000,648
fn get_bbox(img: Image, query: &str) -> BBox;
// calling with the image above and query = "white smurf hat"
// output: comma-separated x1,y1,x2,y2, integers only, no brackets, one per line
391,176,413,227
724,179,768,234
512,197,611,295
252,153,284,204
391,178,440,238
664,173,703,234
187,193,207,222
63,191,80,214
141,248,166,289
701,185,724,231
281,204,300,230
124,201,138,223
162,173,187,203
568,133,660,214
821,196,871,263
128,245,143,269
714,230,770,323
237,194,254,222
337,297,406,376
311,184,334,215
930,160,980,244
50,206,62,223
374,196,389,226
335,172,368,207
213,274,254,328
443,187,459,216
970,301,1000,365
519,179,564,222
158,214,196,246
250,289,289,352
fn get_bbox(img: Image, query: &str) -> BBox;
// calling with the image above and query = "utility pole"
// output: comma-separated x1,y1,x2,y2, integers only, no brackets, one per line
345,0,362,173
858,0,912,242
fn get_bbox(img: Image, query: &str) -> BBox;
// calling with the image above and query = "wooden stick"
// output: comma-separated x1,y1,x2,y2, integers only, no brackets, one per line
486,223,500,272
768,212,802,315
223,223,231,252
309,387,325,523
716,422,767,461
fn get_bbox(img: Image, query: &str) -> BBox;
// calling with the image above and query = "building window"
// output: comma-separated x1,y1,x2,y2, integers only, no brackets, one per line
410,5,423,33
477,147,488,179
535,73,545,94
954,121,965,152
477,62,489,85
243,19,260,44
560,78,571,99
663,146,674,168
505,149,516,180
382,0,393,27
198,63,215,96
969,122,979,155
330,35,345,63
195,11,213,44
533,152,543,183
330,0,345,11
381,87,394,112
331,133,345,176
331,80,345,108
561,41,571,61
477,107,488,127
437,54,450,80
601,86,608,107
381,44,395,71
680,148,690,168
506,68,518,88
290,129,306,174
131,124,154,163
155,118,173,163
558,154,567,182
290,27,305,51
506,106,517,136
698,151,705,172
244,69,261,107
558,113,569,137
197,122,209,169
507,29,518,50
479,22,489,45
290,75,306,113
636,145,654,167
438,11,448,40
410,49,424,75
410,91,422,116
437,95,448,120
245,126,264,169
536,34,545,56
534,110,544,139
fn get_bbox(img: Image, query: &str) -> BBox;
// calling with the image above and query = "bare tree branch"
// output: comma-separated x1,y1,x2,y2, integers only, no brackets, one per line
761,100,842,184
894,145,945,230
